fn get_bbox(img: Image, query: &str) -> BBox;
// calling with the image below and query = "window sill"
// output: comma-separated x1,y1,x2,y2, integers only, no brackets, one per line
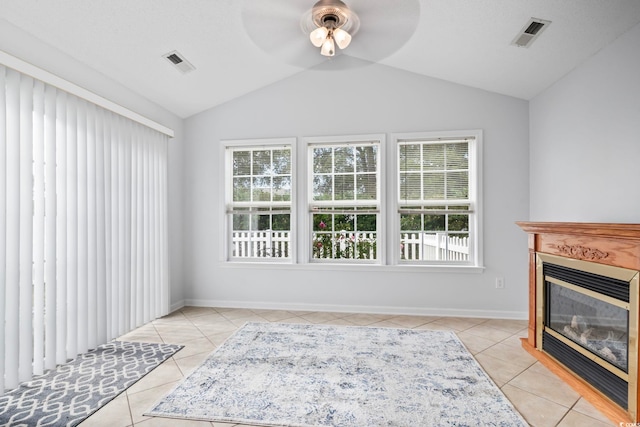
219,261,485,274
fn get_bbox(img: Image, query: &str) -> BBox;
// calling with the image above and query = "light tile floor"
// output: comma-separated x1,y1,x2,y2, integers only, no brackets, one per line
80,307,617,427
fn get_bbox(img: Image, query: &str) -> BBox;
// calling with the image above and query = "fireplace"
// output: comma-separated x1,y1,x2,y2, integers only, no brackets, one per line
538,253,638,411
517,222,640,423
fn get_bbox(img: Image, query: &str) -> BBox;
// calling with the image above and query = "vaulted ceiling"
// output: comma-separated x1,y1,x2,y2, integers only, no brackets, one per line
2,0,640,118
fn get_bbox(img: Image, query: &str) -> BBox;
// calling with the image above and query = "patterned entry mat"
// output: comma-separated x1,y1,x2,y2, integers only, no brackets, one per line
0,340,182,426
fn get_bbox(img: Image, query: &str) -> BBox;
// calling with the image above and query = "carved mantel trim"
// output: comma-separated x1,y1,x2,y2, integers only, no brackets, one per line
553,244,609,260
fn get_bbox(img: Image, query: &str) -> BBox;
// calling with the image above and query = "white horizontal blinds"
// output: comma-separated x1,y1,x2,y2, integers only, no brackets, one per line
0,64,170,391
398,139,470,209
311,142,378,208
230,146,292,208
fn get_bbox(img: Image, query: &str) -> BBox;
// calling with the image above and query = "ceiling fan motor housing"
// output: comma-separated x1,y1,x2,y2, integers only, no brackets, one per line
312,0,350,29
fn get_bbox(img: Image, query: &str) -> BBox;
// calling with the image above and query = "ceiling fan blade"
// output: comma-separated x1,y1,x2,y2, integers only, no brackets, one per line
241,0,420,69
345,0,420,62
242,0,327,68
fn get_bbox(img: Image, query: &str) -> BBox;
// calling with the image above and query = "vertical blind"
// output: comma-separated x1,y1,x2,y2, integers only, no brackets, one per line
0,64,170,391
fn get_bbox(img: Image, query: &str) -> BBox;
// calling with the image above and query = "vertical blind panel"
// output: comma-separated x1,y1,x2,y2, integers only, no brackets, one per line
124,121,132,334
95,108,107,345
86,102,97,351
1,64,170,391
55,90,68,366
66,94,79,360
160,139,170,314
0,65,7,392
76,99,89,355
44,84,57,370
32,79,46,376
5,67,20,389
19,74,34,383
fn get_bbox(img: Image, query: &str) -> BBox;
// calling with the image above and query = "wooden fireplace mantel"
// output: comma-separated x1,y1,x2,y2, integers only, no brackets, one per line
516,221,640,423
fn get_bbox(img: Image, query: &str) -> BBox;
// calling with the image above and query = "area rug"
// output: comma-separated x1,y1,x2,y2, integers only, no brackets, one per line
147,322,527,426
0,340,182,427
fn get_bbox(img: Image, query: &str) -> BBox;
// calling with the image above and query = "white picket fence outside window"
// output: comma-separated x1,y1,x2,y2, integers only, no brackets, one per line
232,230,291,258
231,230,469,261
401,232,469,261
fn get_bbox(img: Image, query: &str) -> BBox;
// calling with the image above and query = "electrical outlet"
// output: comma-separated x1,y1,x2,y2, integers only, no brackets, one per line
495,277,505,289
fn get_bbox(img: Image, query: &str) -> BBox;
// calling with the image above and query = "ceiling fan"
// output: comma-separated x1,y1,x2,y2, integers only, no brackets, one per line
241,0,420,69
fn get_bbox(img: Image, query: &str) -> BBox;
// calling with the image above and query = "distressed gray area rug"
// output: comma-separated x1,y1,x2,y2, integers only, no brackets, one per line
0,340,182,427
147,322,527,427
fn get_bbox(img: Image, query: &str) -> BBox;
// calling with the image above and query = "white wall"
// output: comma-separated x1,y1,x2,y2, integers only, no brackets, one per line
182,62,530,318
530,22,640,222
0,19,186,308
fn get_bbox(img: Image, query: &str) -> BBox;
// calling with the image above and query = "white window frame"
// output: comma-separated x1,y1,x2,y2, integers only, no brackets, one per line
390,130,483,268
304,134,385,264
222,138,296,263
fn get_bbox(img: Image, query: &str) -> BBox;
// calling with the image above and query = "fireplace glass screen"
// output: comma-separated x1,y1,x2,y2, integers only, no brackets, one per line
547,281,628,372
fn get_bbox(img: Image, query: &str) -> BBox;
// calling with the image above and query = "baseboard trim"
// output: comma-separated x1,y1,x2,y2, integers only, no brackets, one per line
170,300,186,313
182,299,527,320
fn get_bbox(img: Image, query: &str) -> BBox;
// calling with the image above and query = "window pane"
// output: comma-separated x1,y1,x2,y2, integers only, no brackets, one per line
233,151,251,176
233,214,250,230
446,143,469,170
233,177,251,201
356,174,376,200
252,150,272,175
356,214,376,231
252,177,272,201
313,147,332,173
356,146,377,172
273,149,291,174
313,175,333,201
314,214,332,231
399,172,421,200
399,144,420,171
333,212,355,231
400,213,422,231
423,144,444,170
272,214,290,231
424,214,446,231
423,173,444,199
448,214,469,231
446,171,468,199
334,174,354,200
334,146,354,173
273,176,291,201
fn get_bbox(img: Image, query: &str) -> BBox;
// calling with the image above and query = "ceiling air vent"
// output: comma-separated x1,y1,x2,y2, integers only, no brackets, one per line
512,18,551,48
163,50,195,74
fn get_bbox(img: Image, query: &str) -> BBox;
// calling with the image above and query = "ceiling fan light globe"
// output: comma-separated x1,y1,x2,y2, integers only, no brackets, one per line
333,27,351,49
310,26,329,47
320,38,335,56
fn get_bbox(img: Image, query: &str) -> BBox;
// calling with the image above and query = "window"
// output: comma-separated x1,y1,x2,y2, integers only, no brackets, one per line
307,136,381,262
225,140,293,260
395,131,481,266
222,131,481,269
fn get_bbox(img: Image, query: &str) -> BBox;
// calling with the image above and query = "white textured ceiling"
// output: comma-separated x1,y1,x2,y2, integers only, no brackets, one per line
1,0,639,118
